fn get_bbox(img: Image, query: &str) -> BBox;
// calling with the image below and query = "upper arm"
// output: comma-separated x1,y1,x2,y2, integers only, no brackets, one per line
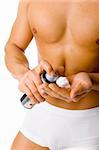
8,0,33,50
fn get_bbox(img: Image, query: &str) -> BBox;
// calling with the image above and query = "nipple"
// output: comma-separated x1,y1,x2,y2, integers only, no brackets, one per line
32,28,37,34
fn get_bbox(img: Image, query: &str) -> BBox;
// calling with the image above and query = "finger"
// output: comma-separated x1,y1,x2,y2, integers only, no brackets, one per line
39,60,56,76
38,87,48,98
41,83,71,103
21,84,39,104
40,83,58,98
45,88,71,103
72,92,88,102
32,84,45,102
33,90,45,102
25,78,45,102
70,83,84,99
28,70,42,86
49,83,71,100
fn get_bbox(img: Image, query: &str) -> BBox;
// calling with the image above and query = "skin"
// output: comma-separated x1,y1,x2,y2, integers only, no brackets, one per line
5,0,99,149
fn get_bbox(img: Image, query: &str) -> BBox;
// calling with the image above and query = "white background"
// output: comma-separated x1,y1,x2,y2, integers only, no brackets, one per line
0,0,38,149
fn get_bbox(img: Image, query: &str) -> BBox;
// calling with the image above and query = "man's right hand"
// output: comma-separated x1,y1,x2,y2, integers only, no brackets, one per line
18,60,56,104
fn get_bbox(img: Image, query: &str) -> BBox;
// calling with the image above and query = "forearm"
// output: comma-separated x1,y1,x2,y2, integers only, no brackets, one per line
88,73,99,91
5,42,30,80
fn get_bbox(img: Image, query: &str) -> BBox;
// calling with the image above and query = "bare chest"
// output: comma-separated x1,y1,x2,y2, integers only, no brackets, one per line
28,1,99,75
28,2,99,46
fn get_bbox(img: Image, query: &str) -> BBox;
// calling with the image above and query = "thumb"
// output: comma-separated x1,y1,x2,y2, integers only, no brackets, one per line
70,84,82,98
38,60,56,76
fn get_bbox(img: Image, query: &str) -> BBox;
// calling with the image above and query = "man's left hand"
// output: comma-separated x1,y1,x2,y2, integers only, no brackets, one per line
39,72,93,103
39,82,72,103
69,72,93,102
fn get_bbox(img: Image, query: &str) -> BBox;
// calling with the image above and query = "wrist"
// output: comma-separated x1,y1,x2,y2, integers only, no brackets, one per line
13,65,30,81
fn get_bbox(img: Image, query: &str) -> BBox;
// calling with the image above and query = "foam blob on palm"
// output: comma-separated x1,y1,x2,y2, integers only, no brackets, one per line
56,76,70,88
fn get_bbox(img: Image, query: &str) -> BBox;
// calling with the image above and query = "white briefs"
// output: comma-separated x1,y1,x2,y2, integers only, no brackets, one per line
20,102,99,150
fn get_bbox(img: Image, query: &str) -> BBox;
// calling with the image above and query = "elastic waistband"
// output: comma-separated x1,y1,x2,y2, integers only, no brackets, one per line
41,101,99,117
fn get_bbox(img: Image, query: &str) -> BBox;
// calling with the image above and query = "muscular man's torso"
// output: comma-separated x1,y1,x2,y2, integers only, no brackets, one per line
27,0,99,109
